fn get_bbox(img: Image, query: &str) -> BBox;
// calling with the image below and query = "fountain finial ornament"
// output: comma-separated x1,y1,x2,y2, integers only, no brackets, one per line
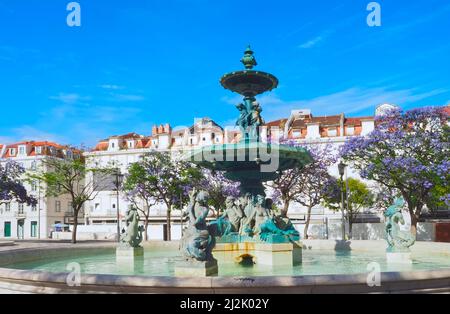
241,45,257,69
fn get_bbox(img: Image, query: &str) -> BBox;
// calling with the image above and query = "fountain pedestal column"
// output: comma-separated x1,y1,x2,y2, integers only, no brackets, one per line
116,246,144,273
214,241,302,267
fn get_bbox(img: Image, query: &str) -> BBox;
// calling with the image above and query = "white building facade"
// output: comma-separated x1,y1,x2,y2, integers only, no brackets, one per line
0,141,82,239
83,110,379,240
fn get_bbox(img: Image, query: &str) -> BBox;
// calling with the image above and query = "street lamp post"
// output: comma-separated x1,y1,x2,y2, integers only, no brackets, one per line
338,161,347,241
114,171,124,243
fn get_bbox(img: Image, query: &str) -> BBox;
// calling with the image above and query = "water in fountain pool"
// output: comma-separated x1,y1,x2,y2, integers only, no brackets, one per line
6,248,450,277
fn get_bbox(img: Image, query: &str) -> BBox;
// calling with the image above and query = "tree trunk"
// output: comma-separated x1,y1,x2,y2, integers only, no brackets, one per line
410,208,419,236
144,218,149,242
348,218,353,240
304,206,313,239
72,211,78,244
166,206,172,241
281,200,290,218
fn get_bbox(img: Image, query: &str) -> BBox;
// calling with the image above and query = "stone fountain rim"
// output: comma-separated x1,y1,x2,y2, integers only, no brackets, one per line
0,240,449,294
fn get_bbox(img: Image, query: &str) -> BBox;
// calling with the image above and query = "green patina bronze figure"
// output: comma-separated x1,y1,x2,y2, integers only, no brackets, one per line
120,207,144,248
181,189,216,262
185,47,312,247
384,197,416,253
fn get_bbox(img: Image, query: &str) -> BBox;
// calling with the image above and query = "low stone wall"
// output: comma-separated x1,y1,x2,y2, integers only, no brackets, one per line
297,222,437,241
0,241,449,294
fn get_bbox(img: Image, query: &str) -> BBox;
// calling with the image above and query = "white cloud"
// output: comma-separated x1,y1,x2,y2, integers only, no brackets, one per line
100,84,124,90
298,30,334,49
256,87,448,121
49,93,90,105
6,126,67,144
299,36,324,49
112,94,145,102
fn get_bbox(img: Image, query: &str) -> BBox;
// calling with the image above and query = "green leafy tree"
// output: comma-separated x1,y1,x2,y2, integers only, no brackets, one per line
323,178,374,239
31,158,114,244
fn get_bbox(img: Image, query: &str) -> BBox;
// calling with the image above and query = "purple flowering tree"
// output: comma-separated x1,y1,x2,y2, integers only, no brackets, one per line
0,160,36,206
292,145,337,239
122,164,157,241
124,152,203,241
266,142,337,232
341,107,449,235
198,169,240,217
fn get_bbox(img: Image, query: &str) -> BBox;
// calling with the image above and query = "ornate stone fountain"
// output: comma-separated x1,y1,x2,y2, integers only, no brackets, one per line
177,47,313,276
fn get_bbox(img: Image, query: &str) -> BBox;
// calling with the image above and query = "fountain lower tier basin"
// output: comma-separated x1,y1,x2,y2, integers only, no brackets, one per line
0,241,449,294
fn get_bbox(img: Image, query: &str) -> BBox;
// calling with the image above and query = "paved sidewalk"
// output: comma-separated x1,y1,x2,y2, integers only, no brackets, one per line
0,240,115,252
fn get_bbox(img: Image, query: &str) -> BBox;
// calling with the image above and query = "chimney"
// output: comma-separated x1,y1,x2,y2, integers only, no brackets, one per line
158,125,164,134
152,125,158,136
164,123,171,134
340,113,345,137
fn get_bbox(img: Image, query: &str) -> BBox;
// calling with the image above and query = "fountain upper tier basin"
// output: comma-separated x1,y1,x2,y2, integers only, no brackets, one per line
220,70,278,97
184,141,313,182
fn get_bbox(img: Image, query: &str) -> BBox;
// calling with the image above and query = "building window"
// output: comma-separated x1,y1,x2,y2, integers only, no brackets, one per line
55,201,61,213
31,221,38,238
35,146,42,154
68,202,73,213
292,131,301,138
9,148,16,156
19,146,25,155
31,204,37,212
31,180,37,191
328,128,337,137
128,141,134,148
18,203,24,214
202,137,206,142
346,126,355,136
5,203,10,212
95,203,100,211
112,204,116,209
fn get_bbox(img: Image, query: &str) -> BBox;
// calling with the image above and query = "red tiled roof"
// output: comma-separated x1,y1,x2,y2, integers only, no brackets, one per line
265,119,288,128
291,115,342,128
94,142,109,151
1,141,80,158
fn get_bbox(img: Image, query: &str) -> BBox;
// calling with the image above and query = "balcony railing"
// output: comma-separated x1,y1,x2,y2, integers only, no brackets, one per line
15,211,26,218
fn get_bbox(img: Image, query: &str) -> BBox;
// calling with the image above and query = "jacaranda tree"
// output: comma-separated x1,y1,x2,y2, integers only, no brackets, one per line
198,169,240,217
125,152,203,241
341,107,449,235
266,142,337,232
0,160,36,207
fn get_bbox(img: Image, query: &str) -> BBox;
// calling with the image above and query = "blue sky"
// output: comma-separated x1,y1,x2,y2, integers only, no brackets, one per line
0,0,449,147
